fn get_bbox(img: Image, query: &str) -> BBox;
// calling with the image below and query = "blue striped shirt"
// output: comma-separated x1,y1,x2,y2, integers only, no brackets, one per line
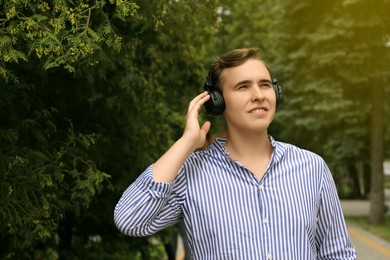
114,137,356,259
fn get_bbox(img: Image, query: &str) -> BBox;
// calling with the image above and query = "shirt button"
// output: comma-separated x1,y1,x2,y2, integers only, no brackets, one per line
263,218,269,224
259,184,264,190
267,253,272,259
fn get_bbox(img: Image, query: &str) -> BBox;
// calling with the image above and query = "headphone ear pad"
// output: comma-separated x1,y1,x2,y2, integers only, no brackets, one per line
204,89,225,116
272,78,284,109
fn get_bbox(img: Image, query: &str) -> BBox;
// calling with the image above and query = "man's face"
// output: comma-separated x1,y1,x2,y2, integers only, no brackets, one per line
220,59,276,133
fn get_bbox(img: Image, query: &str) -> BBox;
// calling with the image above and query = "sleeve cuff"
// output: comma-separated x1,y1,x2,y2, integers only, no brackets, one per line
137,164,174,199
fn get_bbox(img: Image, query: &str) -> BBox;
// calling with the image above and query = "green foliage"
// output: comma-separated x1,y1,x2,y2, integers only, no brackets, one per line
1,0,220,258
209,0,275,59
0,98,111,253
0,0,138,82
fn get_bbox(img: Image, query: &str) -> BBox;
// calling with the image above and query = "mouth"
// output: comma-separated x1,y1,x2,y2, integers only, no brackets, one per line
249,107,268,113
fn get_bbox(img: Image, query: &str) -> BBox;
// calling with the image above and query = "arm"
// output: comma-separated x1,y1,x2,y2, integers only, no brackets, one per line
114,92,211,236
114,166,176,236
316,163,357,260
152,91,211,182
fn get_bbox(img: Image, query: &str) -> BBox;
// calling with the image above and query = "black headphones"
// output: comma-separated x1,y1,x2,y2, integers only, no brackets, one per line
203,70,284,116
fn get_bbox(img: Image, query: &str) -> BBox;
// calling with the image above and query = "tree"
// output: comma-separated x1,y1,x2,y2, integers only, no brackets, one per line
1,0,220,258
267,0,389,223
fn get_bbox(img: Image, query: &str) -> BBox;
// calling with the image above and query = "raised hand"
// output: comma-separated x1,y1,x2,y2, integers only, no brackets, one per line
152,92,211,182
182,91,211,150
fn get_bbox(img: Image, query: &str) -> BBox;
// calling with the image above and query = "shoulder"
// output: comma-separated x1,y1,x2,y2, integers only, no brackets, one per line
180,138,227,172
174,139,230,189
276,141,324,161
272,140,332,189
274,139,327,167
190,138,226,160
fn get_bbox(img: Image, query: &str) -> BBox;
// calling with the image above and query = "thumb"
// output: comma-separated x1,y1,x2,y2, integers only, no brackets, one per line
200,121,211,136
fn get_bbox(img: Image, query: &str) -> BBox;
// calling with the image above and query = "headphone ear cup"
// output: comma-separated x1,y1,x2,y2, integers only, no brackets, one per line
272,78,284,109
204,89,225,116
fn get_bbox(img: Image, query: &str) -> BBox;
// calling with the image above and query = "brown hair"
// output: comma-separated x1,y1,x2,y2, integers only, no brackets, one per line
209,48,272,90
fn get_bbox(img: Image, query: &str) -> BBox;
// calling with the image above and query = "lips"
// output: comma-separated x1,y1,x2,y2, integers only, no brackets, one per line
249,106,268,113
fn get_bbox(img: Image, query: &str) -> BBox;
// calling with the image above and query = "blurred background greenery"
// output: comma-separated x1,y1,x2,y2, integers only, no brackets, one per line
1,0,389,259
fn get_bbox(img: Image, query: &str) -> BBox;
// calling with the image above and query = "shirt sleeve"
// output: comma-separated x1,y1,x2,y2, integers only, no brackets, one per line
316,162,357,259
113,164,184,236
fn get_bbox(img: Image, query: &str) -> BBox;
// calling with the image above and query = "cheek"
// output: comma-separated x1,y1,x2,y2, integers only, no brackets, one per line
223,95,241,113
271,95,277,105
222,98,238,119
266,91,277,105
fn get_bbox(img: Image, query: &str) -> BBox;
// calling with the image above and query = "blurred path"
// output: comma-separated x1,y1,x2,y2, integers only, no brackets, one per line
347,223,390,260
176,235,185,260
341,188,390,260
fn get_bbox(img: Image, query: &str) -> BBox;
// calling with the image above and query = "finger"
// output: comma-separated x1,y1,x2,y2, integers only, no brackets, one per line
187,91,209,112
186,98,209,123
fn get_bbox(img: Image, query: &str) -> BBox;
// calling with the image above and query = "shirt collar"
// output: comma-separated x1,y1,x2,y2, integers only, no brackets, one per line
212,136,284,162
213,137,228,155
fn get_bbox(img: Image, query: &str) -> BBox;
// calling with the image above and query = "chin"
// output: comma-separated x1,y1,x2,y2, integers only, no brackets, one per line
242,124,269,133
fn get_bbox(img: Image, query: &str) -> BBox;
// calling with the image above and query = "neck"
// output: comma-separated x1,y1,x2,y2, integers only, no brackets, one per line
224,129,272,161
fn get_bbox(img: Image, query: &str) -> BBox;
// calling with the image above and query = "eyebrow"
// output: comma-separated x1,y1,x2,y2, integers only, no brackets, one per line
233,79,272,88
259,79,272,84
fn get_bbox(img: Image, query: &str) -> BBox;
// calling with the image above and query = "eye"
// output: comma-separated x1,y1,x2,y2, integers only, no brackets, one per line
260,82,272,88
237,84,248,90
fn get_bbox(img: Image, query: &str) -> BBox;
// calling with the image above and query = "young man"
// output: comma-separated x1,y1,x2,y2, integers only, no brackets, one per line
114,48,356,259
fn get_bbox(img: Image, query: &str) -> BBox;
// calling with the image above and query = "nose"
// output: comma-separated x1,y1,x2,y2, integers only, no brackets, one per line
250,86,265,102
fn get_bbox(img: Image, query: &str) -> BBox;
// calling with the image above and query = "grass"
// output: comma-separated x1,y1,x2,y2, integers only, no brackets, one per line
345,215,390,242
386,176,390,189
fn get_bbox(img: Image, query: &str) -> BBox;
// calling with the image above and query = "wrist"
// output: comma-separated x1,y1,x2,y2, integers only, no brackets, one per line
177,135,199,153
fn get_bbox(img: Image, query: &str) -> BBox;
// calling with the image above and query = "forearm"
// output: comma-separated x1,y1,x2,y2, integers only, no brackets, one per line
114,167,181,236
152,91,210,183
152,136,197,183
